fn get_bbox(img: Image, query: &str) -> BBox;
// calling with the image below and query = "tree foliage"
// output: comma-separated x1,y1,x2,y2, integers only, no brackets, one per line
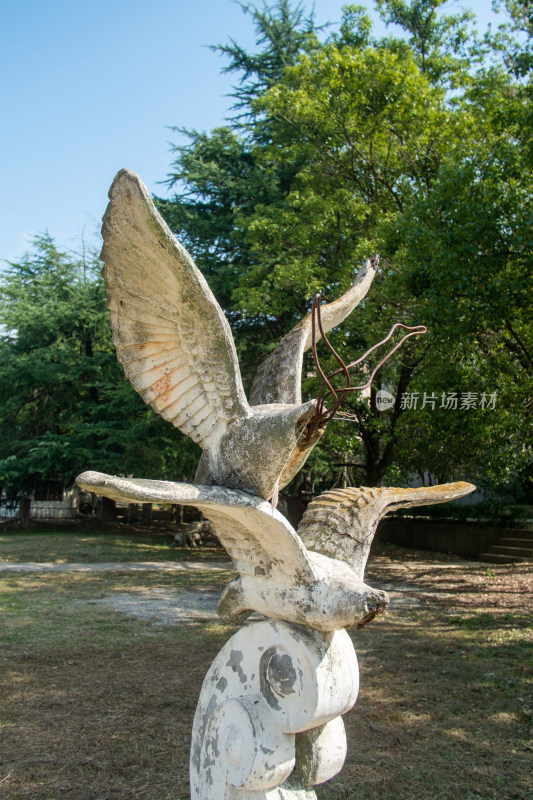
158,0,532,494
214,0,320,115
0,236,199,501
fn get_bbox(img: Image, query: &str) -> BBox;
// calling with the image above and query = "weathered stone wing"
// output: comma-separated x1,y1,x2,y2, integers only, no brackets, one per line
250,257,377,406
298,482,476,578
76,471,314,583
101,169,250,451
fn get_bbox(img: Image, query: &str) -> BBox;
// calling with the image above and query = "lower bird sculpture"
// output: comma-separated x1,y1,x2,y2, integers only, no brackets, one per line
77,471,474,630
76,169,476,799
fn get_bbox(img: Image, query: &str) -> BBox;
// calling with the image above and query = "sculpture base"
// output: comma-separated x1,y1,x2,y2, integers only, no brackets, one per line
190,619,359,799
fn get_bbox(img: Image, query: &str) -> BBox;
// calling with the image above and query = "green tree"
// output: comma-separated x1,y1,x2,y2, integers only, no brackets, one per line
0,236,199,502
242,2,532,490
215,0,320,115
491,0,533,77
387,56,533,490
158,0,531,493
238,6,470,486
375,0,478,85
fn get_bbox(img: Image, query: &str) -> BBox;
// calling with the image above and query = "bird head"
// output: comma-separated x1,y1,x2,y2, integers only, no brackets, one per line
306,551,389,631
195,399,321,501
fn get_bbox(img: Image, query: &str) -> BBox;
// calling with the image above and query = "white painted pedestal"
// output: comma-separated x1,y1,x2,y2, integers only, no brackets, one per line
190,619,359,799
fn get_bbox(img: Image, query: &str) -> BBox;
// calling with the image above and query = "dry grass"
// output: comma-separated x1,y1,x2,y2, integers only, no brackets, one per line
336,559,533,800
0,550,531,800
0,529,224,564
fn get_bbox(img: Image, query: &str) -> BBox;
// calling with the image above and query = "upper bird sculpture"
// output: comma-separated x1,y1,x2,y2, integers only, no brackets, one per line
100,169,380,501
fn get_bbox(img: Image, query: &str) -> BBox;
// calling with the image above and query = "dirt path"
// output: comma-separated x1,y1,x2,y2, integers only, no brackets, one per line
0,557,482,573
0,560,232,573
0,557,487,623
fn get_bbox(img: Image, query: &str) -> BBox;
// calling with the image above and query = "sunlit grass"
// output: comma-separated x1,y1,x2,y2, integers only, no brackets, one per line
0,543,531,800
0,531,225,564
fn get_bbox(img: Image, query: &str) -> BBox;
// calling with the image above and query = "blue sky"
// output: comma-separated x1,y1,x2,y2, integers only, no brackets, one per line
1,0,508,265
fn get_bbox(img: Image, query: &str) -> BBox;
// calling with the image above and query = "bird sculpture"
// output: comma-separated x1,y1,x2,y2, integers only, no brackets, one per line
77,168,475,630
76,471,474,630
78,169,477,799
100,169,380,501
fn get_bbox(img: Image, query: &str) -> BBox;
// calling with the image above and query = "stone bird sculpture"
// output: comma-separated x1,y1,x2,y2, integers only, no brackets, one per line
76,470,474,630
82,167,477,630
77,169,478,799
101,169,378,502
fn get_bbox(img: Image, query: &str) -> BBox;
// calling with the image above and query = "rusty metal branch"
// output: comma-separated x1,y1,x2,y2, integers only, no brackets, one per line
304,293,427,440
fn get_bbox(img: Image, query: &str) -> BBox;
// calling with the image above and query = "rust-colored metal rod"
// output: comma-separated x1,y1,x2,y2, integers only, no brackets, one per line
315,325,427,425
314,293,352,394
311,293,339,413
306,295,427,437
328,323,427,379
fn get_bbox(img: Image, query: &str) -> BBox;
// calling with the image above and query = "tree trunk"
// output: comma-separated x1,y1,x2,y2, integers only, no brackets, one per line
365,456,383,487
363,426,383,487
19,497,31,528
99,496,117,521
141,503,153,525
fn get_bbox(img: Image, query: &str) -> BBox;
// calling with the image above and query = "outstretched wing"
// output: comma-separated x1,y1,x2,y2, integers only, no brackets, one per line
76,471,314,583
250,257,378,406
298,482,476,579
101,169,250,450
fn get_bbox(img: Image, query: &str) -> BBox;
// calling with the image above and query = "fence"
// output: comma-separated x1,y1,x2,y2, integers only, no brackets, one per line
0,499,203,528
0,503,79,525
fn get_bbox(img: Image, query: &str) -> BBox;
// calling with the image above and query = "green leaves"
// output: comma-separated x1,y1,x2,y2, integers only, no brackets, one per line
376,0,479,86
156,0,531,493
0,237,200,500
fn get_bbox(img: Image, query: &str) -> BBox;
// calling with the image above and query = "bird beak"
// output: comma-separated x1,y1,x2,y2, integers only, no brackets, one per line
296,399,326,443
356,588,389,629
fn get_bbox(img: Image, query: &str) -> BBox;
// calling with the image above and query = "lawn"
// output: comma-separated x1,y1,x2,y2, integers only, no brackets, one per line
0,537,531,800
0,529,225,564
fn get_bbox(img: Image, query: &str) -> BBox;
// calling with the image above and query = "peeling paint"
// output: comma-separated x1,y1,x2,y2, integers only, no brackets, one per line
227,649,247,684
